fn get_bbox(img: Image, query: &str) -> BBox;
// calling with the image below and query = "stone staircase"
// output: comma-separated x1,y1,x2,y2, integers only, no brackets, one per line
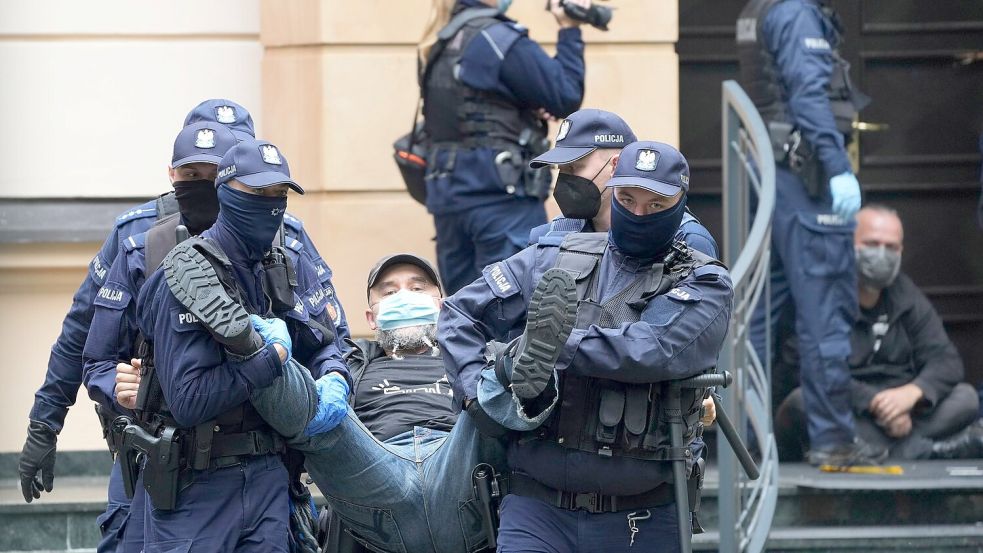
2,455,982,552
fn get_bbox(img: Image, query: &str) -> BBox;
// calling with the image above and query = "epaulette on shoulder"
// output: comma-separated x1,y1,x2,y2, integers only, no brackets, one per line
114,201,157,227
121,231,147,252
283,235,305,254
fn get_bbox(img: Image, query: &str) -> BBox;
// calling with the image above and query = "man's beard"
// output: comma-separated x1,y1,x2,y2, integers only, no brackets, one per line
376,323,439,357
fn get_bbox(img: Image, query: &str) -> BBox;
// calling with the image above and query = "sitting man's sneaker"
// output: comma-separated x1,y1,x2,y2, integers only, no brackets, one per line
164,241,265,355
510,268,578,400
806,437,888,467
930,420,983,460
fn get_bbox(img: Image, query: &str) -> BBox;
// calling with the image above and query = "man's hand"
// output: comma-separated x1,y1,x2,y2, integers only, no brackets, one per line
115,358,142,410
883,412,913,439
18,421,57,503
869,383,923,426
550,0,591,29
700,397,716,427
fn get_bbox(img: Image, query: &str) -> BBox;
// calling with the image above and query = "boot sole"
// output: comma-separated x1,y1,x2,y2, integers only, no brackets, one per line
163,242,261,354
510,268,578,400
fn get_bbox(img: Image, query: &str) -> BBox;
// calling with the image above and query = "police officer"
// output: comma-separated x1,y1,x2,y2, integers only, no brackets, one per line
737,0,882,465
420,0,589,294
79,121,239,553
14,99,338,553
528,108,719,258
439,141,734,552
126,139,349,552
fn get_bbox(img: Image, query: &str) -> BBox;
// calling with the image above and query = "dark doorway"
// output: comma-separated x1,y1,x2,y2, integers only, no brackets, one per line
678,1,983,386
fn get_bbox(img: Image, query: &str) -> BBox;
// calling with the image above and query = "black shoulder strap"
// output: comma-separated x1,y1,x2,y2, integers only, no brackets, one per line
155,192,179,221
145,213,181,273
555,232,607,301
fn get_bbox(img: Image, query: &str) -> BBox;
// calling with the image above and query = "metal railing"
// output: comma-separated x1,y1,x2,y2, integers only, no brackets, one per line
716,80,779,553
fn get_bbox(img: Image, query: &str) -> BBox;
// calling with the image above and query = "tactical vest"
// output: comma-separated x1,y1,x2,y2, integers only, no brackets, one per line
422,8,550,196
736,0,867,137
155,191,179,221
533,233,719,462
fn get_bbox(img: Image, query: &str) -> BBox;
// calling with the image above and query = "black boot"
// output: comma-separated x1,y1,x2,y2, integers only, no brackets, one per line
930,421,983,460
509,269,578,400
163,241,264,355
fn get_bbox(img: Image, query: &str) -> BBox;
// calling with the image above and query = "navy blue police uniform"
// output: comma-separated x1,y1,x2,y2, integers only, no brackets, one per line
133,139,350,552
738,0,870,456
439,142,734,552
423,0,585,294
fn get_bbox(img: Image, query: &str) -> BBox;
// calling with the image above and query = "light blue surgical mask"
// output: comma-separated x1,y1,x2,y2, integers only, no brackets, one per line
375,290,440,330
497,0,513,14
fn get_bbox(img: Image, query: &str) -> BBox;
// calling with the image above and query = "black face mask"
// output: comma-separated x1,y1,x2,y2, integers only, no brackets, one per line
609,193,687,259
173,179,220,236
553,158,611,220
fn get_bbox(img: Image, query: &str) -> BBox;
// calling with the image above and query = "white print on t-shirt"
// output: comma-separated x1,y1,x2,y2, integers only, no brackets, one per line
371,376,453,397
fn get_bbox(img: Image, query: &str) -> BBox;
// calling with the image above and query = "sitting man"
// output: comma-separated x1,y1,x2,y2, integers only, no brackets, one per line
775,205,982,460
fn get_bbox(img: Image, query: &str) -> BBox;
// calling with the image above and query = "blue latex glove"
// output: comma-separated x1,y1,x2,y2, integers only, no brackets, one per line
304,373,350,436
249,315,292,363
829,171,862,221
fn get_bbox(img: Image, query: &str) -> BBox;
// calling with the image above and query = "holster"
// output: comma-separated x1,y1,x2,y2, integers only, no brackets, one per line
116,418,183,510
688,456,706,534
768,121,826,199
95,404,120,457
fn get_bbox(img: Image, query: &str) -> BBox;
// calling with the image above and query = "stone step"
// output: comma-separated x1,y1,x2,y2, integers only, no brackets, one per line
2,458,982,551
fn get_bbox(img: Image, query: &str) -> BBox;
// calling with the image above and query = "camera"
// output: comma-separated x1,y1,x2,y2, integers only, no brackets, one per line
546,0,613,31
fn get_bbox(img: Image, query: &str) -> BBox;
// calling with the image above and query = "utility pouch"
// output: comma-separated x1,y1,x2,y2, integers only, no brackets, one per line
596,385,625,448
263,246,297,314
134,340,163,420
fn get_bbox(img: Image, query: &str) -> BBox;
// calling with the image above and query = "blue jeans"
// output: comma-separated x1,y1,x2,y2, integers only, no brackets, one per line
250,360,507,553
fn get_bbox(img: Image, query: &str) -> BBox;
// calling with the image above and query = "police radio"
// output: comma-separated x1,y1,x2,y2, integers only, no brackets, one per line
546,0,613,31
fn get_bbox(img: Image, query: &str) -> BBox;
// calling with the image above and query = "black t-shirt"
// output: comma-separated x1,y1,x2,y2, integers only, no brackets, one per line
352,352,458,442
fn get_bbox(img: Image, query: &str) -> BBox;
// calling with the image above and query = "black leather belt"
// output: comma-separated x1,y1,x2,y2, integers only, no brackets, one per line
207,430,285,468
506,472,674,514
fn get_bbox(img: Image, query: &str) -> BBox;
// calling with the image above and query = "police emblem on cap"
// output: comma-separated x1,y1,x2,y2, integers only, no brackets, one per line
680,174,690,185
636,149,659,172
215,105,236,124
556,119,571,142
261,145,283,165
194,129,216,149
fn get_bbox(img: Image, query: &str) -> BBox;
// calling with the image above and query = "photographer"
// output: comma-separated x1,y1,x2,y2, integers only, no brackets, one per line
418,0,590,294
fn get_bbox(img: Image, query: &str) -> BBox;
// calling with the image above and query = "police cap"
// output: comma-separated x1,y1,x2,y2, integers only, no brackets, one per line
607,141,690,197
530,109,636,168
184,99,256,141
216,139,304,194
172,122,238,168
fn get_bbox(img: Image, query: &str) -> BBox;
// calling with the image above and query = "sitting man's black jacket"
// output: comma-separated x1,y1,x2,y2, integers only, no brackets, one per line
344,338,458,442
846,273,964,415
779,273,964,415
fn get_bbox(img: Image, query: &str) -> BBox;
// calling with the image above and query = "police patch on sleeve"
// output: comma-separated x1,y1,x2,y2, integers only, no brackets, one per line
89,254,109,285
483,262,519,299
170,307,203,332
667,287,701,303
803,37,831,51
93,285,131,309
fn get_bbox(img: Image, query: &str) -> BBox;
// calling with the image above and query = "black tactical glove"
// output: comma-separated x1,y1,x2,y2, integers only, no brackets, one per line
18,421,57,503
